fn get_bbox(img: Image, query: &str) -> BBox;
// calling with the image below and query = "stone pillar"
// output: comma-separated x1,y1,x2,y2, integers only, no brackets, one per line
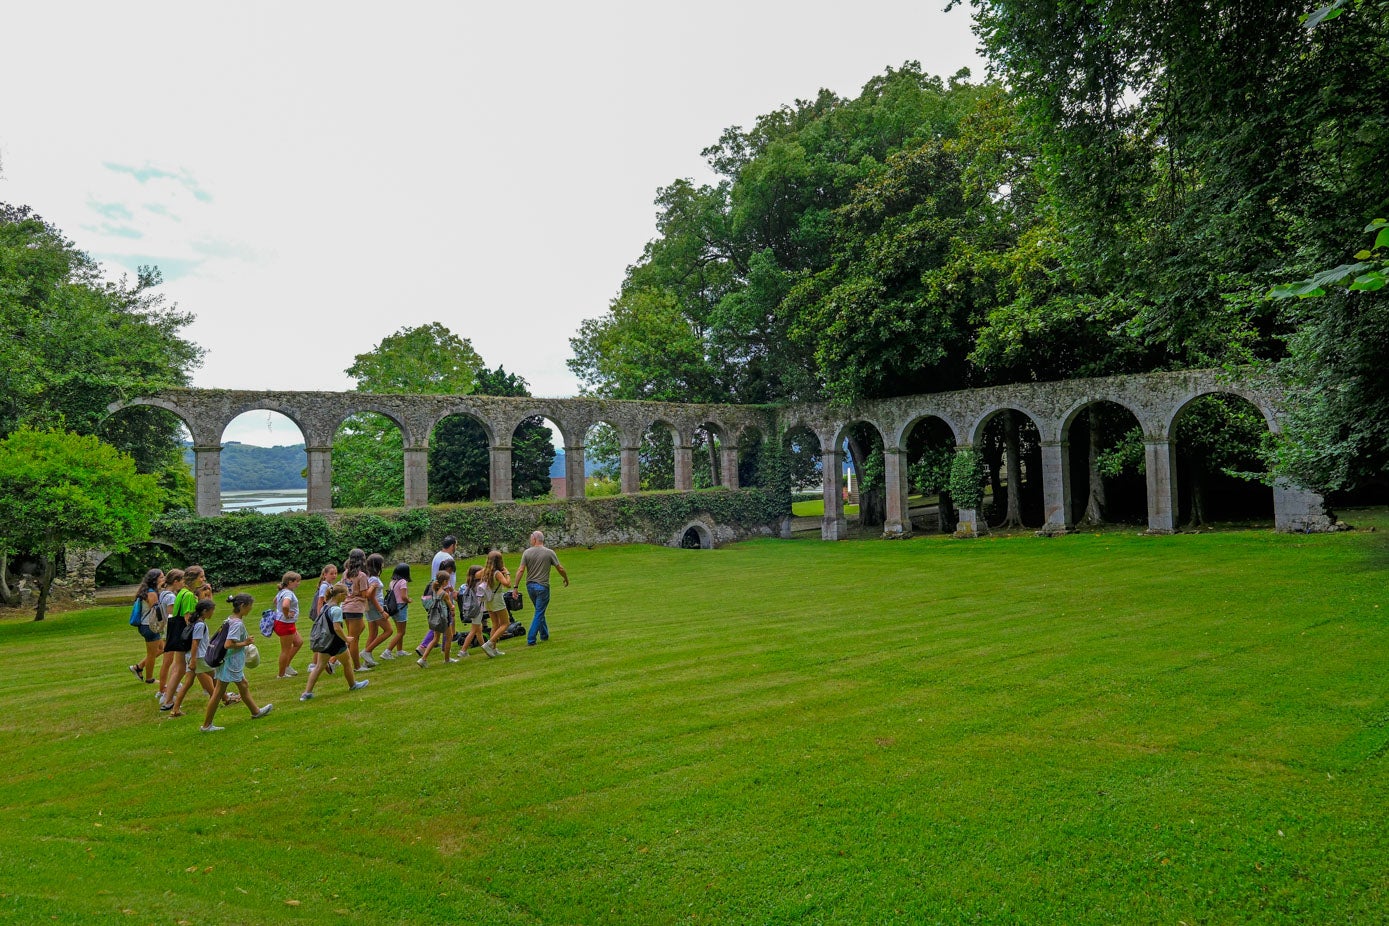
1038,440,1073,536
720,445,740,490
306,447,333,512
674,441,694,491
821,449,848,541
565,444,586,499
194,446,221,518
1144,439,1179,533
620,443,641,494
1272,480,1334,532
404,447,429,508
883,448,911,537
490,445,513,503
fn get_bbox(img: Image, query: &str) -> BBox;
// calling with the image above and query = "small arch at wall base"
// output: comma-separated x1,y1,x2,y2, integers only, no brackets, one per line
670,519,715,550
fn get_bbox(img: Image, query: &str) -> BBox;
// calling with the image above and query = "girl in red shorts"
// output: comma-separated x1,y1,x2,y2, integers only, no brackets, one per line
273,571,304,678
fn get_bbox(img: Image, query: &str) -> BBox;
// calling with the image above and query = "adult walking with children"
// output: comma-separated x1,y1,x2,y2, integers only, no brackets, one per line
516,531,569,646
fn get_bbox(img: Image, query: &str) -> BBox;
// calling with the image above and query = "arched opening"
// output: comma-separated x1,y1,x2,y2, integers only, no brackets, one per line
838,421,887,529
429,412,492,503
330,412,403,509
693,423,722,489
783,425,823,523
679,523,713,549
1064,401,1148,527
978,410,1043,529
99,404,196,516
582,422,623,496
738,426,768,489
903,416,957,533
511,416,561,500
95,541,185,588
640,421,677,491
1172,393,1274,528
221,410,309,513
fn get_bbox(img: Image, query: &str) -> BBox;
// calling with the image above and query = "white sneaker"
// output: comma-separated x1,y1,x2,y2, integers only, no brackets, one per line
445,657,460,664
350,680,370,691
285,666,298,677
200,725,224,733
416,657,428,668
361,652,378,668
379,650,395,660
253,704,274,719
299,692,314,701
482,642,497,658
458,649,470,657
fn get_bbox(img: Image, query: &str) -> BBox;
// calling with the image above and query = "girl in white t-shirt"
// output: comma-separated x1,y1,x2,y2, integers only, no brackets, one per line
169,599,237,716
274,571,303,678
361,553,392,665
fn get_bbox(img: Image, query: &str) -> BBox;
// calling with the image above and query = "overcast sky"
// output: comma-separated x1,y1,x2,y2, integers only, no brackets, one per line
2,1,983,445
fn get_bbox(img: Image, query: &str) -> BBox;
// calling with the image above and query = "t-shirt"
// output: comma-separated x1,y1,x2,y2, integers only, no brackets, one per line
190,620,210,662
389,577,409,605
367,576,385,616
159,590,176,613
327,604,344,624
520,545,561,587
172,587,198,618
344,572,371,614
431,549,455,582
276,588,300,623
216,617,248,681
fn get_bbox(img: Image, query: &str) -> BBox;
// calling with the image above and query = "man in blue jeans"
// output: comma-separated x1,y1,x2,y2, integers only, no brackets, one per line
515,530,569,646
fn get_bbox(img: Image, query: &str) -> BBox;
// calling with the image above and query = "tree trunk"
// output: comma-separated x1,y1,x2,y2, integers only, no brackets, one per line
1002,410,1024,528
1082,407,1107,525
0,552,20,608
938,490,956,534
1184,452,1207,528
706,438,719,487
984,443,1003,524
33,552,56,621
846,436,885,527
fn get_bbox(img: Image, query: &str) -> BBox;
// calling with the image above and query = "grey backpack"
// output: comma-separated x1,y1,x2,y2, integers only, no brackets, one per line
308,604,335,653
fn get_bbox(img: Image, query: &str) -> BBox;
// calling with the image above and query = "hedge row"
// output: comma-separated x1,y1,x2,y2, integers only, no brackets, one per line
153,488,787,586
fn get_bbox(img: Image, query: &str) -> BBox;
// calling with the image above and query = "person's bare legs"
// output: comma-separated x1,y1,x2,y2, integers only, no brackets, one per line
277,629,302,676
344,616,365,669
387,619,407,654
233,679,261,716
203,680,228,728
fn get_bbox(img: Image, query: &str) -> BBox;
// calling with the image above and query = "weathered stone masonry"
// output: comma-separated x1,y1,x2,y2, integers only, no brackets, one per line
109,368,1332,539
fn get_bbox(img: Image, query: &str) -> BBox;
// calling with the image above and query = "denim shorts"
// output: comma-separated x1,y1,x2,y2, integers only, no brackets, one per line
135,623,161,643
394,605,408,623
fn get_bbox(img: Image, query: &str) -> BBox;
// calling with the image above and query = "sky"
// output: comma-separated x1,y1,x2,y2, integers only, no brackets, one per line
2,1,984,445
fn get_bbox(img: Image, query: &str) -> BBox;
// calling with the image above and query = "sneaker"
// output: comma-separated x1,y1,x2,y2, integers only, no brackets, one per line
350,680,370,691
276,674,291,680
416,657,428,668
356,665,371,673
129,664,143,681
361,652,378,668
494,646,505,656
527,641,537,647
445,657,460,664
326,662,336,675
284,666,298,677
458,649,470,657
253,704,274,719
200,725,224,733
299,692,315,701
379,650,395,661
481,642,497,658
159,701,174,711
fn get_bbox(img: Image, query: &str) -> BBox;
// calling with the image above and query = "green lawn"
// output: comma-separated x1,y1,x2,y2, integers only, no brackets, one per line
4,511,1389,924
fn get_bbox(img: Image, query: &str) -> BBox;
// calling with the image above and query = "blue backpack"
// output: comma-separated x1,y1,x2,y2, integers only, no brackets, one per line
128,595,146,627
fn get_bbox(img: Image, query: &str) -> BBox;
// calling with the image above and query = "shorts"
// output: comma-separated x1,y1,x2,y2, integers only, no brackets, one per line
135,624,161,643
184,652,212,673
342,611,365,624
469,611,484,627
393,606,408,623
273,619,297,637
322,635,348,657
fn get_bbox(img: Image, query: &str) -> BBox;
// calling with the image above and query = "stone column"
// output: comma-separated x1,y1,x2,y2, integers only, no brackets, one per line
620,443,641,494
194,446,221,518
490,445,513,503
1272,480,1334,532
1144,439,1179,533
882,448,911,537
564,444,586,499
821,449,848,541
1038,440,1073,535
720,445,740,490
674,441,694,491
404,447,429,508
306,446,333,512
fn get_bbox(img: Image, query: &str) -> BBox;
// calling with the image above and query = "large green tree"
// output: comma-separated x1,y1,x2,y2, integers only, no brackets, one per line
429,366,556,503
0,427,161,620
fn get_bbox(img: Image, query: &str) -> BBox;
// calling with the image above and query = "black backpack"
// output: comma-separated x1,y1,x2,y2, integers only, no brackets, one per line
204,621,233,668
383,585,400,617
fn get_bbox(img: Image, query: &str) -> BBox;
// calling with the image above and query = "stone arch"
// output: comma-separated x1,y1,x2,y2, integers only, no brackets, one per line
1057,396,1149,445
328,404,415,449
222,401,315,449
1170,392,1275,528
968,405,1048,448
428,409,497,504
974,406,1046,529
692,418,729,489
106,397,205,446
1061,399,1149,527
900,414,960,534
1163,388,1280,440
426,405,496,447
497,405,573,449
217,409,310,515
93,539,186,588
510,412,564,501
674,520,714,549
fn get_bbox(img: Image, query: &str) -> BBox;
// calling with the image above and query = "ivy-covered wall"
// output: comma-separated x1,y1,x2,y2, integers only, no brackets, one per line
151,488,787,586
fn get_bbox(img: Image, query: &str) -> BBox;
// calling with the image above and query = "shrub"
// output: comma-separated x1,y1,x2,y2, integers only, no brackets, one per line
948,449,987,511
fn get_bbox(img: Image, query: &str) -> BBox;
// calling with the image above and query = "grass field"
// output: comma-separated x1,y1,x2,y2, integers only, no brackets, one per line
4,510,1389,924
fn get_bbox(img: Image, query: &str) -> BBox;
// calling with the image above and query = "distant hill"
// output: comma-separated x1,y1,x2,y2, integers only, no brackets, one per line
550,449,602,479
183,442,307,491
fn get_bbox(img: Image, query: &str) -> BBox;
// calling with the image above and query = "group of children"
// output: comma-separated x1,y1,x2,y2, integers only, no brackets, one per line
127,543,529,733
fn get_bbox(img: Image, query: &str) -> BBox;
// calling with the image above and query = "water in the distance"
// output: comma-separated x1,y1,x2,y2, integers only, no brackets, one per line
221,489,308,515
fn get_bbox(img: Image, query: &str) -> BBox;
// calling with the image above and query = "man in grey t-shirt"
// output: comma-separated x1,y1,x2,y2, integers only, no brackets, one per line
516,531,568,646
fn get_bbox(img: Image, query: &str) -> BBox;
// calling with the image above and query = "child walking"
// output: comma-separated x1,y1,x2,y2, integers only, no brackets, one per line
201,593,274,732
301,583,370,699
456,565,486,657
362,553,392,664
479,550,513,658
274,571,304,678
383,562,412,657
416,560,457,668
170,599,238,716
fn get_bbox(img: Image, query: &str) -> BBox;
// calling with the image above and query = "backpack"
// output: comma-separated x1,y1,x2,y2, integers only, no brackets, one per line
204,621,233,669
457,585,482,624
423,591,451,633
128,595,146,627
383,584,400,617
309,604,335,653
259,607,278,637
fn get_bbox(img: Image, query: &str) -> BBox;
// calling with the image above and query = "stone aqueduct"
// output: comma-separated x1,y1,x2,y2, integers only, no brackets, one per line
109,368,1333,539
